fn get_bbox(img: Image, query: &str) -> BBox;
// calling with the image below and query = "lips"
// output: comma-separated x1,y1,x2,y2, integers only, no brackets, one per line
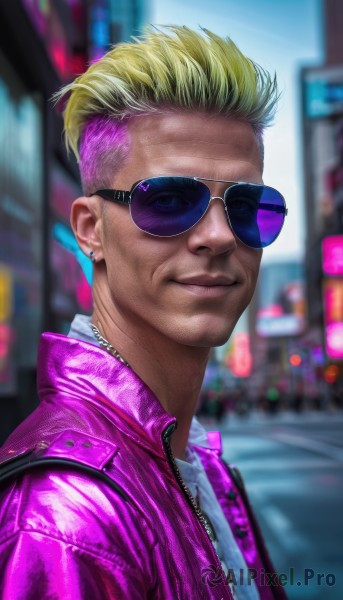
176,274,237,286
172,274,238,299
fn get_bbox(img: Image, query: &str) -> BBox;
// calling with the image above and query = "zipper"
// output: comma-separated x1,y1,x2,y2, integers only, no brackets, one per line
162,423,235,599
162,422,217,542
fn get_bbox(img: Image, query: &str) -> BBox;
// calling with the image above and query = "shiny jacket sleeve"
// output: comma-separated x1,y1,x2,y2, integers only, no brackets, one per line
0,471,156,600
0,530,148,600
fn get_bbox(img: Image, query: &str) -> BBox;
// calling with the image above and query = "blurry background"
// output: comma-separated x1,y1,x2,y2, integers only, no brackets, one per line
0,0,342,597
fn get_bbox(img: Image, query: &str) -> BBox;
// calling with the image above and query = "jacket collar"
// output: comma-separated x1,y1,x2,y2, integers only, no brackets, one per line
38,332,176,458
67,314,222,454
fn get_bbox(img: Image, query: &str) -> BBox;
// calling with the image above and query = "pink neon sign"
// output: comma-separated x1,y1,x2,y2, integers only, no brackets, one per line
228,332,252,378
323,278,343,359
326,323,343,359
322,235,343,276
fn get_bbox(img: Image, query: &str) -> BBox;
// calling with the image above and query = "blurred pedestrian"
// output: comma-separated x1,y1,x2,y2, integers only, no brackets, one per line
266,386,281,414
0,27,287,599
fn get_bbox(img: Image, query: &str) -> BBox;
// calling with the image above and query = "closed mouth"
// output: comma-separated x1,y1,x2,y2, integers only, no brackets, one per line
175,275,237,287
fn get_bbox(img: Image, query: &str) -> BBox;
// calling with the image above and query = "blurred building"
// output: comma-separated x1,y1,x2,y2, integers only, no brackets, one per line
248,260,307,402
301,0,343,394
0,0,148,440
208,259,307,412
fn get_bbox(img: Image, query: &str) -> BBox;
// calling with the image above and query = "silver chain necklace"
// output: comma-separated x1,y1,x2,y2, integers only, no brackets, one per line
92,326,217,542
91,324,131,369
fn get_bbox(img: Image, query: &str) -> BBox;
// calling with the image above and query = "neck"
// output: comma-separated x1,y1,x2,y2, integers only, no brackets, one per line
92,291,210,461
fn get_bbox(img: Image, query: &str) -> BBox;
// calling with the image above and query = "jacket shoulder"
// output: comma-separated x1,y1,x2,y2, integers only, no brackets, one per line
0,397,117,466
0,457,156,578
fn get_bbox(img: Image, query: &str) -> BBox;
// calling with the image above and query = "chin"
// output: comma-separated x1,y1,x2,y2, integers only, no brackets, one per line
189,333,233,348
172,320,236,349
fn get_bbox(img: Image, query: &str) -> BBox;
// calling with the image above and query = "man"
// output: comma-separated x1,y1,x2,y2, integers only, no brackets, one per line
0,27,287,599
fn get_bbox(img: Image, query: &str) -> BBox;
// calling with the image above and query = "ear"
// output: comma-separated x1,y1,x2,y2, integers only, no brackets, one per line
70,195,105,262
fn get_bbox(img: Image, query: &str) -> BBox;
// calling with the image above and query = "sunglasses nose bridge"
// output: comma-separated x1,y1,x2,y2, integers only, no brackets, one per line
209,195,230,220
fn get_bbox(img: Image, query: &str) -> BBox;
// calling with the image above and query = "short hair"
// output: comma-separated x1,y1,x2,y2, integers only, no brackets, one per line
57,26,278,195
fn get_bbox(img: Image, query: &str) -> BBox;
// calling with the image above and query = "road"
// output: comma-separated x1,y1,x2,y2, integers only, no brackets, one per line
202,410,343,600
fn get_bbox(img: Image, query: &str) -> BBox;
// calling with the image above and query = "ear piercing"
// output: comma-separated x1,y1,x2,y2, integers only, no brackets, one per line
89,250,96,263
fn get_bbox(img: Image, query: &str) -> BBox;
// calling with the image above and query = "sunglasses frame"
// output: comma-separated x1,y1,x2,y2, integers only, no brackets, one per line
92,175,287,248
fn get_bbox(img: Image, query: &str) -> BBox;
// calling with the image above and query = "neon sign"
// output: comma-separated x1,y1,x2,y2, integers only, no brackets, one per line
322,235,343,276
227,332,252,378
323,278,343,359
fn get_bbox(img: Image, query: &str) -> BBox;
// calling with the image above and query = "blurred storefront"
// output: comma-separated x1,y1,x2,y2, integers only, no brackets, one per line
0,0,148,440
0,50,43,402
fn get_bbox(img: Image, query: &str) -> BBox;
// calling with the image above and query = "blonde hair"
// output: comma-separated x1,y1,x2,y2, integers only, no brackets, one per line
57,26,278,193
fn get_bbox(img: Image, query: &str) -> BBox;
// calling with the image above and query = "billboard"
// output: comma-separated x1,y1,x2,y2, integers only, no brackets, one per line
304,66,343,120
256,262,306,337
303,66,343,238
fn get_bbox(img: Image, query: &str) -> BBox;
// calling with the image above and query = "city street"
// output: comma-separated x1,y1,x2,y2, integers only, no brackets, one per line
203,410,343,599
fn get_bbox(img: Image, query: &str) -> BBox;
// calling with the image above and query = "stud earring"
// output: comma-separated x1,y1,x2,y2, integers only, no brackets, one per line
89,250,96,263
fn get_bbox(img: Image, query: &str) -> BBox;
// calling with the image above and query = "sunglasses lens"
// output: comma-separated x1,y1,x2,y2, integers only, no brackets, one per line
225,184,286,249
130,177,210,236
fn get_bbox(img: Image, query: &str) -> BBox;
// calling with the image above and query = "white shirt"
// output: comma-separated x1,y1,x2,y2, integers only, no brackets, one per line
176,419,259,599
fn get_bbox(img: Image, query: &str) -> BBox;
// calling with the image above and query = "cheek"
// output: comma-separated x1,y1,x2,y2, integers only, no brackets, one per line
103,218,174,294
244,248,262,280
249,258,262,286
239,249,262,302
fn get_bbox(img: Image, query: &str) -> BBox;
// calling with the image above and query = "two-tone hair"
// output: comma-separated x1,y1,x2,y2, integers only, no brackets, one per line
56,26,279,195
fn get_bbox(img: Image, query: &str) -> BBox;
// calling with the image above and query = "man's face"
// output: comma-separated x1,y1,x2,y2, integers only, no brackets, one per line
98,111,263,348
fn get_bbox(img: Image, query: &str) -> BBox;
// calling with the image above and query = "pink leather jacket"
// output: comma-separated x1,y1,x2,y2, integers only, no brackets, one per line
0,333,287,599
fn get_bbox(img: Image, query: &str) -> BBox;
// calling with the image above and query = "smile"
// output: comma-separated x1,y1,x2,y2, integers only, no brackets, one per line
174,278,237,298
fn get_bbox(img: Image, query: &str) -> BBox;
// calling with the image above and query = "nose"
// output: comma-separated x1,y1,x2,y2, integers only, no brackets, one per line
187,197,237,256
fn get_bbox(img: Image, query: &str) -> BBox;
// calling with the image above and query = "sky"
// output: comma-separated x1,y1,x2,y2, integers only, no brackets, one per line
149,0,323,264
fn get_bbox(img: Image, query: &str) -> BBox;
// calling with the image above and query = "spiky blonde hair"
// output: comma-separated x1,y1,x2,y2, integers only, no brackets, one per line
57,26,278,193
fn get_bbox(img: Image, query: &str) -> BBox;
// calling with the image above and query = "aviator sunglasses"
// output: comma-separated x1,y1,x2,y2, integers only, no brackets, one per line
92,176,287,249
